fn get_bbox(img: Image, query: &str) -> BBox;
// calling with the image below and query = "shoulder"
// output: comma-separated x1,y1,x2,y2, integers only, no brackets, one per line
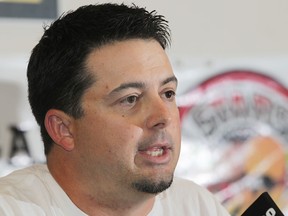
0,164,86,216
0,164,49,197
0,164,50,215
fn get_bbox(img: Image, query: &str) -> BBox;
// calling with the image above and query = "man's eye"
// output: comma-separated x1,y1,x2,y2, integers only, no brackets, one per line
120,95,138,105
164,90,176,99
126,95,138,103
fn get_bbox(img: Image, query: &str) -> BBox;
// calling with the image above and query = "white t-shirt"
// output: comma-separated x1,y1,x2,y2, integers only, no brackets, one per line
0,164,230,216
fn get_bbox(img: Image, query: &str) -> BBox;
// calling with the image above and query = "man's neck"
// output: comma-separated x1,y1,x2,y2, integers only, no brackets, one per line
47,152,156,216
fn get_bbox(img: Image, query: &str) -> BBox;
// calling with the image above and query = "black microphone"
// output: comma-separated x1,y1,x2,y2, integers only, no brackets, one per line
241,192,284,216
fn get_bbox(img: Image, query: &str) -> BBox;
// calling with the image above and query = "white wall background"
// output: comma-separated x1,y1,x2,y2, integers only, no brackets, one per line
0,0,288,166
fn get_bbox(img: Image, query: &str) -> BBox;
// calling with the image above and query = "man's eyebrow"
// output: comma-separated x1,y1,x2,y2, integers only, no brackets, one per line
108,75,178,96
108,82,146,96
162,76,178,86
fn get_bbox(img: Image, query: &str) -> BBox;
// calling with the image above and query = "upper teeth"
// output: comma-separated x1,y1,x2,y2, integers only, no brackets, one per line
146,148,164,157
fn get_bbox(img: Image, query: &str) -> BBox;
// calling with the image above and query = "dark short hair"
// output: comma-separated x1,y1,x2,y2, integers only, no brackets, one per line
27,3,171,155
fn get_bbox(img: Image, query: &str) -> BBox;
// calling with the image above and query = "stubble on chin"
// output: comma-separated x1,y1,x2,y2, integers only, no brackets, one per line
131,175,174,194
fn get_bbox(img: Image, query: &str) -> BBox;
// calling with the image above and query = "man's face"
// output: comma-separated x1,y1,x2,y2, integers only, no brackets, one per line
72,39,181,196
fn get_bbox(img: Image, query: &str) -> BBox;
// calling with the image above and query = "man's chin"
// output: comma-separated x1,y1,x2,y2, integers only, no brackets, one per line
132,176,174,194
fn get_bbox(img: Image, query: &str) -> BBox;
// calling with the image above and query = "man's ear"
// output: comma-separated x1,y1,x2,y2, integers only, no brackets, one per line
44,109,75,151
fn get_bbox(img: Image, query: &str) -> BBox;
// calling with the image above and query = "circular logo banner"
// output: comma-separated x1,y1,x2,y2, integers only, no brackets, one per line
176,70,288,215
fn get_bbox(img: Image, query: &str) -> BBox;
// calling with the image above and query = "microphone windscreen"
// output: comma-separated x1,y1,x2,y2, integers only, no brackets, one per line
241,192,284,216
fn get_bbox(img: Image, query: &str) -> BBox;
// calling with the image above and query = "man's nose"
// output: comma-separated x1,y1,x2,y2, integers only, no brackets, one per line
145,97,172,129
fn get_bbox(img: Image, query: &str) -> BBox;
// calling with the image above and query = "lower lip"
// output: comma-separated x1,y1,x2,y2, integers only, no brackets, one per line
138,148,172,165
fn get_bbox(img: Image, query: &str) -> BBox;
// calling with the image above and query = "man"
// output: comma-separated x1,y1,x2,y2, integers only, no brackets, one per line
0,3,230,215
